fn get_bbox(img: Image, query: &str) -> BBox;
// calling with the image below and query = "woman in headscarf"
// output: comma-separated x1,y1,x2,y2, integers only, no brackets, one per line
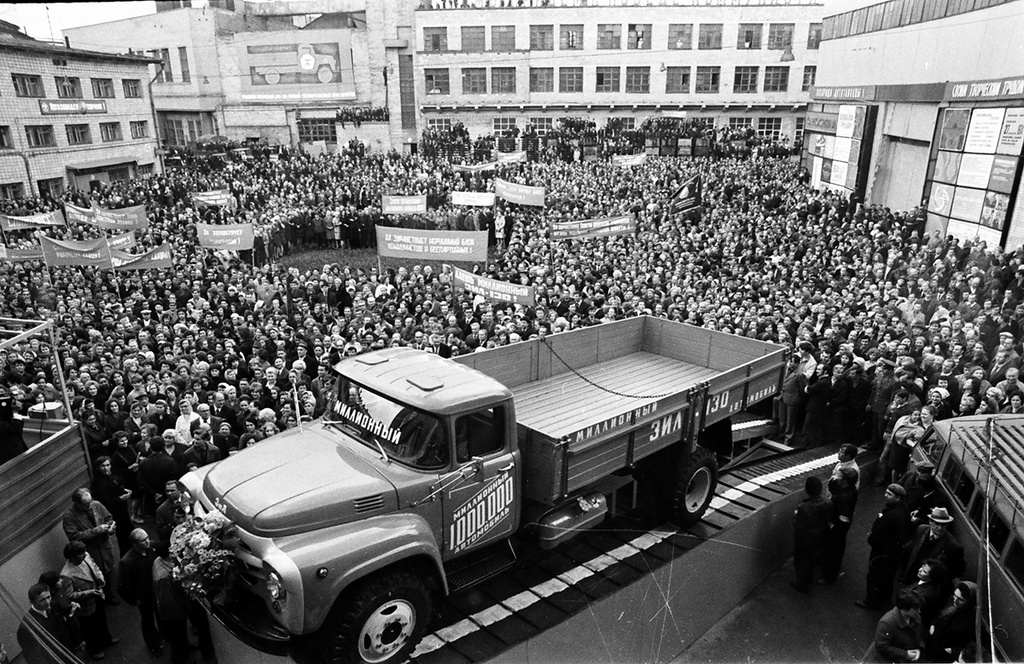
926,581,978,663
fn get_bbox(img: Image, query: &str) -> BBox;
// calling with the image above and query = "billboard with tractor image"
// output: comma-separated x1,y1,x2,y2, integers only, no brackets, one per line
241,29,355,101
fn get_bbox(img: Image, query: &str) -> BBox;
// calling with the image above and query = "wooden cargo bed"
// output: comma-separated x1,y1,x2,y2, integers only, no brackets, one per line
512,352,718,440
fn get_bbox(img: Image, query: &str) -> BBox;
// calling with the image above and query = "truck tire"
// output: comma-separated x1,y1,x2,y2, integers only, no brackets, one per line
669,447,718,527
264,69,281,85
320,570,433,664
317,65,335,84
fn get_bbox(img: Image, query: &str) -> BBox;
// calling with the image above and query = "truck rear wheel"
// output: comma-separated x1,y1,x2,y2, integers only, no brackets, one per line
320,570,433,664
670,447,718,527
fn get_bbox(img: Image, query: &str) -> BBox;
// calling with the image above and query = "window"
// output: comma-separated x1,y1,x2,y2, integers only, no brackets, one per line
25,125,55,148
12,74,45,98
764,66,789,93
807,23,823,49
941,457,976,508
426,118,452,131
0,126,12,149
698,24,723,50
425,69,449,94
627,24,651,50
152,49,172,82
1007,539,1024,593
455,406,506,463
130,120,149,139
297,119,337,143
768,23,795,50
100,122,123,142
795,117,805,147
492,67,516,94
123,79,142,98
666,66,690,94
738,23,763,49
91,78,115,98
597,24,621,49
734,66,758,94
612,117,635,131
493,118,517,134
625,67,650,94
529,117,553,135
729,117,753,130
66,124,91,145
530,25,554,50
802,66,817,92
757,117,783,140
55,76,82,99
530,68,554,93
559,67,583,93
668,24,692,50
595,67,620,93
695,66,720,94
560,24,583,50
37,177,64,200
178,47,191,83
424,27,447,51
0,183,25,201
969,498,1011,555
462,68,486,94
491,25,515,52
461,26,485,52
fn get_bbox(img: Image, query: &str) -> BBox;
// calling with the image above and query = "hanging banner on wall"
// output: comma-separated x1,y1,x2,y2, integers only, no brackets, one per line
0,210,66,232
375,227,487,262
447,264,535,306
452,191,496,206
39,236,112,268
381,195,428,215
549,215,636,241
494,179,545,207
195,223,255,249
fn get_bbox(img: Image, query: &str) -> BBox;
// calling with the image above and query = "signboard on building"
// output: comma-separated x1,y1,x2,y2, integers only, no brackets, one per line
241,29,356,102
946,76,1024,102
39,100,107,115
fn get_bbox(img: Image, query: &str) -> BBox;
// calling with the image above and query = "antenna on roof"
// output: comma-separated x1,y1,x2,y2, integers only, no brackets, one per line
45,4,55,44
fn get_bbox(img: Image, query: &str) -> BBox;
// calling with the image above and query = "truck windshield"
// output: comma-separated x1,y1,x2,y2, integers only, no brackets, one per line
324,377,450,471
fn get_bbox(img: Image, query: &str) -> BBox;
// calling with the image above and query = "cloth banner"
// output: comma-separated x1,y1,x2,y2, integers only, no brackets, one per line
550,214,636,241
496,151,527,164
452,191,496,207
376,227,487,262
39,236,112,268
452,162,497,173
494,179,545,207
192,190,235,208
65,202,95,224
0,210,66,232
669,175,702,214
107,231,136,250
91,204,149,230
381,195,428,215
195,223,255,250
447,264,535,306
611,154,647,167
0,245,44,262
112,243,173,270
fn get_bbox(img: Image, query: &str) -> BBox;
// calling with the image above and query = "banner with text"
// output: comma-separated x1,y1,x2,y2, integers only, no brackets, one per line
496,150,527,164
376,227,487,262
195,223,255,250
39,236,112,268
107,231,137,250
65,203,95,224
91,205,149,230
494,179,545,207
0,245,44,262
452,191,496,207
448,264,535,306
550,214,636,241
112,243,173,271
611,154,648,167
0,210,66,232
452,162,497,173
381,195,428,215
192,190,235,208
668,175,701,214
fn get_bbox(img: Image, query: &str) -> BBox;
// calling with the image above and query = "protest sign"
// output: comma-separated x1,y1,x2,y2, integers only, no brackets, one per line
195,223,255,250
452,191,496,206
0,210,66,232
39,236,112,268
448,264,535,305
494,179,545,207
381,195,428,215
111,243,173,270
550,214,636,241
376,227,487,262
611,154,647,167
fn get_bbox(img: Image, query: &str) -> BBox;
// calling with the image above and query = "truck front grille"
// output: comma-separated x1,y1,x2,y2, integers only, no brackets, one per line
353,494,384,513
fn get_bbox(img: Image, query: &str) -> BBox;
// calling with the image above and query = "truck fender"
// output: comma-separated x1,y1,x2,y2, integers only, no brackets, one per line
285,513,446,635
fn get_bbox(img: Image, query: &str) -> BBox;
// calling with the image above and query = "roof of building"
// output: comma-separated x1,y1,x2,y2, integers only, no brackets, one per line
0,30,159,66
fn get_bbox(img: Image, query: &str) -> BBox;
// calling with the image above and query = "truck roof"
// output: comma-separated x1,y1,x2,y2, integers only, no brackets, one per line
334,348,513,416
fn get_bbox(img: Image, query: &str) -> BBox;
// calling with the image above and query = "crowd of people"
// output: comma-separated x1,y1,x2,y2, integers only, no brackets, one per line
1,121,1020,662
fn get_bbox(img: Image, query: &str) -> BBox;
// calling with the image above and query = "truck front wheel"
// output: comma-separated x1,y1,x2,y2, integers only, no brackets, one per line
320,571,433,664
670,447,718,526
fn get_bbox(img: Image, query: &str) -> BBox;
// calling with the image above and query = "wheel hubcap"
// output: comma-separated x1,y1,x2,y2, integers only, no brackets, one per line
358,599,416,663
685,467,712,512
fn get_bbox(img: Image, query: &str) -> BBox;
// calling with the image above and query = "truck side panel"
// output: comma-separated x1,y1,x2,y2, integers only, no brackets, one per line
705,353,787,427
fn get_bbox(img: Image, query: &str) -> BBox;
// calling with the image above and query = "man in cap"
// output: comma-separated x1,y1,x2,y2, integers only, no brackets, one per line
857,483,912,610
898,507,965,593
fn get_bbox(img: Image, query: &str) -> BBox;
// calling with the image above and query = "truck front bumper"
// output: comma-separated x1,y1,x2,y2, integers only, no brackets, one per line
207,590,292,656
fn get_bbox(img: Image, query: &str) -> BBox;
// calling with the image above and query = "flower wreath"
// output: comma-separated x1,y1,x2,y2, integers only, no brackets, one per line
169,510,240,603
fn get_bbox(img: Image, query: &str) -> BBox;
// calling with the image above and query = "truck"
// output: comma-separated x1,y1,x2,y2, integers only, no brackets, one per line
253,43,338,85
180,316,786,664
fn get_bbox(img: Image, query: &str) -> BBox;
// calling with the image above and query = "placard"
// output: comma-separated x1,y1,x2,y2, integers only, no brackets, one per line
451,191,496,206
950,187,985,223
981,192,1010,230
998,108,1024,155
989,155,1017,193
928,182,955,216
964,108,1005,153
494,179,545,207
448,264,534,305
939,108,971,151
549,215,636,241
956,153,995,189
375,227,488,262
381,195,428,215
934,151,962,184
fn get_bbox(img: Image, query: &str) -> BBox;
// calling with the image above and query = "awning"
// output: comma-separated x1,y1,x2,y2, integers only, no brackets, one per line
66,157,138,172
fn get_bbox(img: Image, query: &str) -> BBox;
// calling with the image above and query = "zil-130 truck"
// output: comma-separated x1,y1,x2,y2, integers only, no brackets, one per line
180,316,786,664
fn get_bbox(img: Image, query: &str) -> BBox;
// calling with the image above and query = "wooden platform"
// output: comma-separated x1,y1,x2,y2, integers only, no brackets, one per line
512,351,719,440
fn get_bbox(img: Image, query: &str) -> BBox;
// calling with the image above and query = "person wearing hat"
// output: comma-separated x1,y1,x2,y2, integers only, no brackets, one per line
857,483,912,610
897,507,966,595
925,580,978,662
868,358,898,453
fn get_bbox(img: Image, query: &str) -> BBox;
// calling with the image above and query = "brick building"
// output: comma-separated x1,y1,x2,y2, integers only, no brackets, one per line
0,21,160,200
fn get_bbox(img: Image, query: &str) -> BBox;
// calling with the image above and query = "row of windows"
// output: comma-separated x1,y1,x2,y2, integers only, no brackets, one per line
10,74,144,99
822,0,1014,41
1,121,150,149
427,115,789,140
424,22,820,52
425,65,816,95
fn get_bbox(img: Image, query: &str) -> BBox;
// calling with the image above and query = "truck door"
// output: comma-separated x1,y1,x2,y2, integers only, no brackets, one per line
442,404,519,558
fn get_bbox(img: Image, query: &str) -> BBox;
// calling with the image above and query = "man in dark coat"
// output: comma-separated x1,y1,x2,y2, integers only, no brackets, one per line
790,476,831,593
16,583,78,664
863,589,925,663
824,363,852,446
897,507,966,594
118,528,162,656
821,466,859,584
857,483,912,610
802,363,831,448
776,355,807,446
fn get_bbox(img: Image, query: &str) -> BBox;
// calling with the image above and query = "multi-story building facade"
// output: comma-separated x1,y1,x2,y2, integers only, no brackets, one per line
0,22,159,200
414,0,824,144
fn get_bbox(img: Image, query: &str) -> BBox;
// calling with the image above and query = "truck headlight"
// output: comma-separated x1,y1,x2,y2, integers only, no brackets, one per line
266,571,285,600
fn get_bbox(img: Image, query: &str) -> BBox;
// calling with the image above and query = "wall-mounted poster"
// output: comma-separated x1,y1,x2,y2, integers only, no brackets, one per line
939,108,971,151
998,108,1024,155
989,156,1018,193
934,151,962,184
981,192,1010,230
241,29,356,102
831,160,849,187
957,153,995,189
834,136,854,163
964,108,1005,153
950,187,986,223
929,182,955,216
837,105,858,138
821,158,834,184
